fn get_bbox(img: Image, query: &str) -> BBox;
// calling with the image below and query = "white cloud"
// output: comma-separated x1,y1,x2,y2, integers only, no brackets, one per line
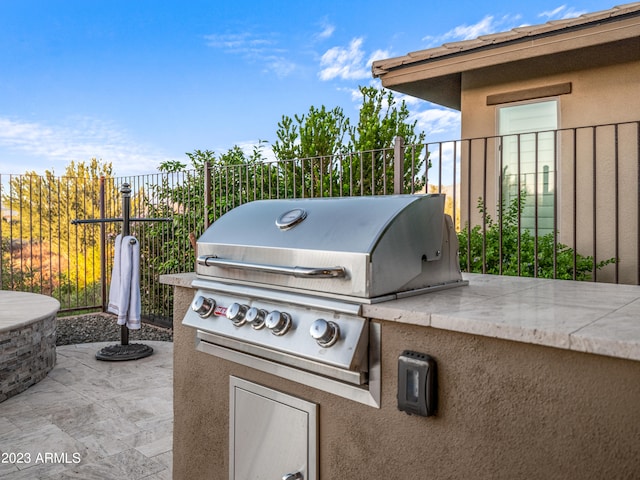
395,92,425,108
316,19,335,40
539,5,568,18
412,108,461,137
0,116,171,175
449,15,497,40
236,140,277,163
319,37,371,81
264,56,297,78
368,48,391,64
204,30,297,78
203,32,278,54
422,14,523,46
539,5,586,20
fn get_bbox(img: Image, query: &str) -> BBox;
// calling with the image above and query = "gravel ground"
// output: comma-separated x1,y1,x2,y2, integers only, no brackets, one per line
56,312,173,346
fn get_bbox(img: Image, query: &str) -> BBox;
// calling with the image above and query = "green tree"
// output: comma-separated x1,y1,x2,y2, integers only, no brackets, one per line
273,106,348,160
272,106,349,197
272,86,427,197
134,155,207,319
213,142,274,211
2,159,113,307
346,86,427,194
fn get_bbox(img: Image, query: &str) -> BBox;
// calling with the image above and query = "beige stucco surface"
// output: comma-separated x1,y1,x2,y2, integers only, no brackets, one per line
460,50,640,137
460,53,640,284
374,12,640,285
166,276,640,479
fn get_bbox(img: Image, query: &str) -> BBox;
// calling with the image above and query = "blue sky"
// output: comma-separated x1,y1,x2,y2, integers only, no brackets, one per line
0,0,620,176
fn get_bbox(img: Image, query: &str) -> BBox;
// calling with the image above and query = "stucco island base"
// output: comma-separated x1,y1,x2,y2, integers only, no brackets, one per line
163,274,640,480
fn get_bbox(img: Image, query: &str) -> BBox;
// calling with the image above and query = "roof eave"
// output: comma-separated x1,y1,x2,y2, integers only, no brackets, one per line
372,6,640,109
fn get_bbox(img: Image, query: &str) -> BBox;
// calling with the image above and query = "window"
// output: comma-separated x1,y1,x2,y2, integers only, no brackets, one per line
498,99,558,235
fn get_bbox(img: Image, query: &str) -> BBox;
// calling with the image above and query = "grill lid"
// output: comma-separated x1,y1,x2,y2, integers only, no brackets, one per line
201,195,436,253
196,194,464,301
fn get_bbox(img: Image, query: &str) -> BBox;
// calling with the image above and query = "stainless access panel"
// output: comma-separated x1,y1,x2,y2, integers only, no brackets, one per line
230,377,318,480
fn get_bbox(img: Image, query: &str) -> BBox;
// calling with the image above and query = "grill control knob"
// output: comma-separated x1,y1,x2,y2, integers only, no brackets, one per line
226,303,249,326
192,296,216,318
246,307,267,330
265,310,292,336
310,319,340,347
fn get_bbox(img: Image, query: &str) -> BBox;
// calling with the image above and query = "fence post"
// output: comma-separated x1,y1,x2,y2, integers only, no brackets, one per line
204,161,211,229
99,177,107,312
393,136,404,194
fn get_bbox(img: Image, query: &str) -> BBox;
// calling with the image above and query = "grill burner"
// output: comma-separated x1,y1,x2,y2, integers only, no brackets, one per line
182,194,466,404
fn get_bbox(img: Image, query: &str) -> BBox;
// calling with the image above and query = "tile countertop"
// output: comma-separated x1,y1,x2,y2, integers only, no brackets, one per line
160,272,640,363
363,273,640,362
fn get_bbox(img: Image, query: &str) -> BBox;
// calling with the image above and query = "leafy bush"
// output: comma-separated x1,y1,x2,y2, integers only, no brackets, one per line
458,193,616,280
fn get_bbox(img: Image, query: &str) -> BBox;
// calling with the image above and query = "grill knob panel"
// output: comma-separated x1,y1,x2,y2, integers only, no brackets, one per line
192,296,216,318
265,310,292,336
226,303,249,326
310,319,340,347
246,307,267,330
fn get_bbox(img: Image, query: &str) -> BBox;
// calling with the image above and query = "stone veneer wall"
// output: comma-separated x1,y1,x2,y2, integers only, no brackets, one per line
0,313,57,403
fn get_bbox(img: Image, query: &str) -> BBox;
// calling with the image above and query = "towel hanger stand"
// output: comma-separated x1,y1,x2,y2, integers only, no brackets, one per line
72,181,172,361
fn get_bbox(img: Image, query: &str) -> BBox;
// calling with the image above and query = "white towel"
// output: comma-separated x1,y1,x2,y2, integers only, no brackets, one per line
107,234,142,330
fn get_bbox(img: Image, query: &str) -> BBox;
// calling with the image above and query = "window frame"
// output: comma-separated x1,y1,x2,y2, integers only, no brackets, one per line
496,97,560,236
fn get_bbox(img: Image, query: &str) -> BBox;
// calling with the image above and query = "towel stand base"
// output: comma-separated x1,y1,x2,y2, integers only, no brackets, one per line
95,343,154,362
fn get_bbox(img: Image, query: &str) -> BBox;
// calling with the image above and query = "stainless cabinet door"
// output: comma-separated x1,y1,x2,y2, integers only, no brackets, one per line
230,377,318,480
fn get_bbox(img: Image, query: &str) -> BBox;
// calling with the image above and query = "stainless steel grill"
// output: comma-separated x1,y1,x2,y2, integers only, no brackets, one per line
182,194,466,406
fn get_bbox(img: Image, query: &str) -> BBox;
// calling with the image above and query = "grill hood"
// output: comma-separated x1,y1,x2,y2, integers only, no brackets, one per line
196,195,465,302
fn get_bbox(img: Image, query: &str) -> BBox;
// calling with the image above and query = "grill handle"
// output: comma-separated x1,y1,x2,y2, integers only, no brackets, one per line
197,256,347,279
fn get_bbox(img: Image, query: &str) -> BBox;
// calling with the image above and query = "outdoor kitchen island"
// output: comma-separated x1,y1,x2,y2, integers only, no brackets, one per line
161,271,640,480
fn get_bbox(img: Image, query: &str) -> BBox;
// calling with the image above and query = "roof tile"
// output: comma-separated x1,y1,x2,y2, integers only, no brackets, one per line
477,31,525,44
407,46,450,59
373,1,640,77
442,39,485,50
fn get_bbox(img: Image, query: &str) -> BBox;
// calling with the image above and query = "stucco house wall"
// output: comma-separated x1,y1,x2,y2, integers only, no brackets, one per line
461,54,640,283
373,3,640,283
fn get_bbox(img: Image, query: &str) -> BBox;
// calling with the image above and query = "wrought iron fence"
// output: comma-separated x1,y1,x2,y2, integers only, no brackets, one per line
447,121,639,284
0,172,193,326
1,121,638,325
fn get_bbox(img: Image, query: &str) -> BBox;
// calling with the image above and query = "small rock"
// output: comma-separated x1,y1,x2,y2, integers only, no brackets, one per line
56,313,173,346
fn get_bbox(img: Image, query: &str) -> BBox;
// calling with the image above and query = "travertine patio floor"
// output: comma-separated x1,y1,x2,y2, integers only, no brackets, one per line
0,341,173,479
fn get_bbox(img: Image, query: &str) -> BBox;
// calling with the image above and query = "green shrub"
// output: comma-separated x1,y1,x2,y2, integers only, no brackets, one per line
458,193,616,280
